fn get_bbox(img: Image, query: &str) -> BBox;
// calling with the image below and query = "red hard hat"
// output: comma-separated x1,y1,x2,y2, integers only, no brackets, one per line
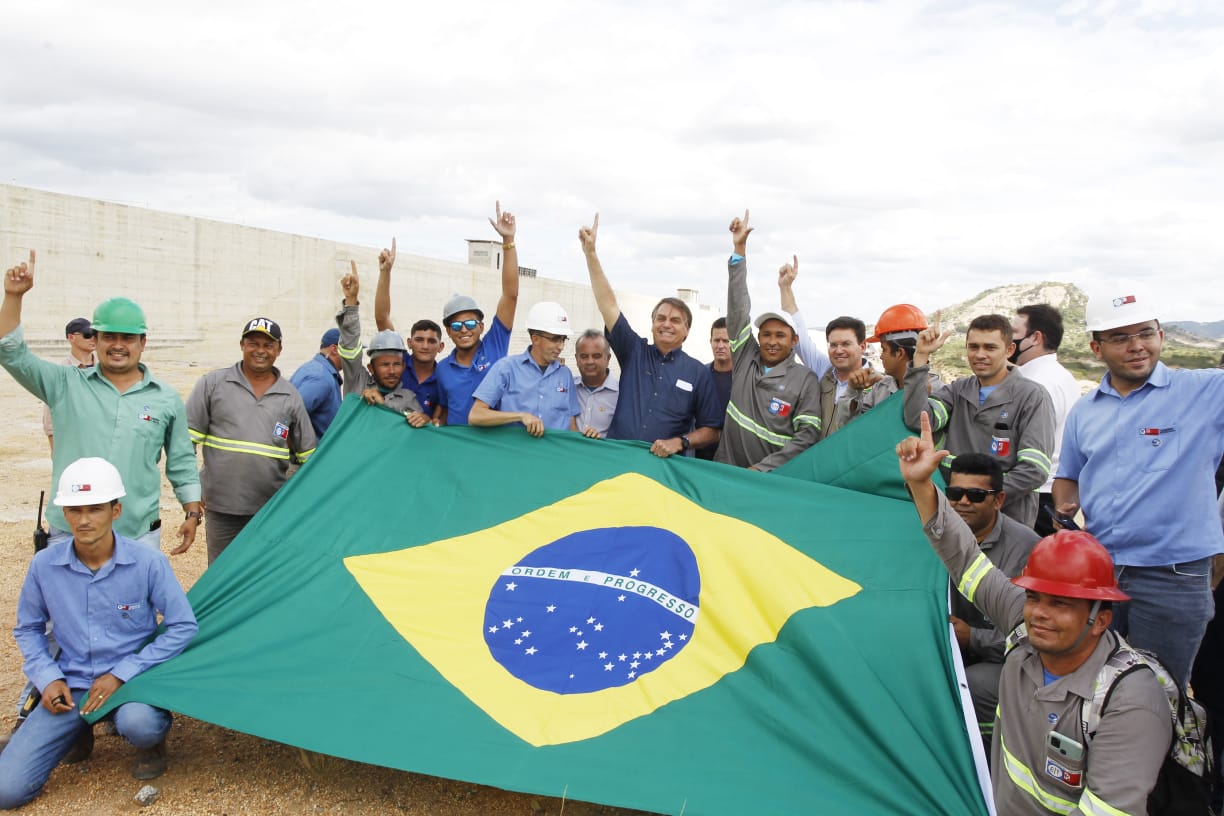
1012,530,1129,601
867,304,928,343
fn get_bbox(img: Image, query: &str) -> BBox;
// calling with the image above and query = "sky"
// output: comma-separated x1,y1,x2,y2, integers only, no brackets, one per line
3,0,1223,324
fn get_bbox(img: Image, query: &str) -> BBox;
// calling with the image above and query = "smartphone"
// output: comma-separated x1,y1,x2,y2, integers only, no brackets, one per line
1047,730,1084,762
1042,504,1081,531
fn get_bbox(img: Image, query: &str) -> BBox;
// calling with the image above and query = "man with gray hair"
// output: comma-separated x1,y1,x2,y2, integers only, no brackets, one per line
573,328,618,438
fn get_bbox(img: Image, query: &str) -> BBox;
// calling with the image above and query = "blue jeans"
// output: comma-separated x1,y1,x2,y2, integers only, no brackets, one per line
1112,558,1215,686
0,694,170,809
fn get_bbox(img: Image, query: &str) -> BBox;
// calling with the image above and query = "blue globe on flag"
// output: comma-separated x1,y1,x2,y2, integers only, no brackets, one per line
483,526,700,694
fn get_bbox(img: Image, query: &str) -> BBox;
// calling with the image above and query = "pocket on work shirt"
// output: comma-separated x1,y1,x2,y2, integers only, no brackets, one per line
109,600,155,635
1132,424,1179,472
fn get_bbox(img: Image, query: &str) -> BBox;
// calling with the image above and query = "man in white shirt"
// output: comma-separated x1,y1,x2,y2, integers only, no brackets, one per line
1010,304,1081,535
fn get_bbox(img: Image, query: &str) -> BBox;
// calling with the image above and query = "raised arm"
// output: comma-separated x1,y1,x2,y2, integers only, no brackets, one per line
579,213,621,331
489,201,519,330
1,250,35,337
337,262,366,396
902,312,954,432
374,238,396,332
726,211,754,351
777,257,829,377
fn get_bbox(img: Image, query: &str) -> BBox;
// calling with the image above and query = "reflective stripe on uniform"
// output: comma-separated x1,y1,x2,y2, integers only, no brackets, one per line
792,413,821,431
338,343,362,361
1080,787,1133,816
1017,447,1053,475
191,432,293,461
725,401,790,448
729,324,752,354
957,552,993,603
999,733,1077,814
928,398,949,431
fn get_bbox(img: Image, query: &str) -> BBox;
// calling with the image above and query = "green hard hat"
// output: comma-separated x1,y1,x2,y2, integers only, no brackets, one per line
92,297,148,334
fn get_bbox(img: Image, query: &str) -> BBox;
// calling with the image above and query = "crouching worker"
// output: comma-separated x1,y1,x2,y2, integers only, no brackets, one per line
898,414,1171,815
0,458,198,808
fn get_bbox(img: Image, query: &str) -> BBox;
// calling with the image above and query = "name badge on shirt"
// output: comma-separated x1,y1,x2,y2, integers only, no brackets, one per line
768,397,792,417
1044,758,1082,788
675,379,693,392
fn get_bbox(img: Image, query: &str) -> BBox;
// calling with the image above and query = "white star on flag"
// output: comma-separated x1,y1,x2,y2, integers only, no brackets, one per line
577,641,588,650
505,582,517,591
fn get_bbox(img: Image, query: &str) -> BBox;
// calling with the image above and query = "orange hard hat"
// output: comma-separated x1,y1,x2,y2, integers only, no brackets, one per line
1012,530,1129,602
867,304,928,343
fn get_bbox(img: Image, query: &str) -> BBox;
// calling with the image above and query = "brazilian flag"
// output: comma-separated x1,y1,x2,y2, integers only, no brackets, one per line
99,395,988,815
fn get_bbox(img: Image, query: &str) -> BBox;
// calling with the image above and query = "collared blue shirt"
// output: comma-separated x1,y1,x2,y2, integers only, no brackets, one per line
400,353,440,416
14,534,198,691
605,313,723,442
473,350,579,431
290,353,342,438
1057,362,1224,566
437,317,511,426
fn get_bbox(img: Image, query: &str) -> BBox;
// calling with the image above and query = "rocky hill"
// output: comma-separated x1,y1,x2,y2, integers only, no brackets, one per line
882,282,1223,382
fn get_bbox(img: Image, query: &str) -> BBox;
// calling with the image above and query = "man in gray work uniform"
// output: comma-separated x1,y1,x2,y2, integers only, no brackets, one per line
898,414,1170,815
187,317,316,564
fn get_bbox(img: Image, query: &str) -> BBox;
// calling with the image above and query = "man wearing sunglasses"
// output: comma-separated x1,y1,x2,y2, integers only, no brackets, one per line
945,454,1039,753
1053,289,1224,688
434,202,521,426
42,317,97,453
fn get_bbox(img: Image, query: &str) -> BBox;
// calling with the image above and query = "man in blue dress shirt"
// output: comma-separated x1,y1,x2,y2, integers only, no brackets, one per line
578,214,722,457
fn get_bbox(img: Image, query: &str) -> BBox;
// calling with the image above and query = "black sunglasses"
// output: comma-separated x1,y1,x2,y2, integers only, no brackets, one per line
449,319,480,332
946,487,999,503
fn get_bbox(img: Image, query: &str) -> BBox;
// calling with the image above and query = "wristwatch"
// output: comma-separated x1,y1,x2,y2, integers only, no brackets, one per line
679,435,691,451
185,510,204,521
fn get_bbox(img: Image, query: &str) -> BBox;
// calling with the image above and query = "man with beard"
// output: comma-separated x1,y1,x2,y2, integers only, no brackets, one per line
335,263,432,425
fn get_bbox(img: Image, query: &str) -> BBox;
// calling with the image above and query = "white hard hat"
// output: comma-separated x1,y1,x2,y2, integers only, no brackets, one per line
54,457,126,506
526,302,572,336
1085,287,1160,333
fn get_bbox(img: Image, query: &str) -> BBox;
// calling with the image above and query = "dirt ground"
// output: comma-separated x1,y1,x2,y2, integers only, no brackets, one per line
0,338,646,815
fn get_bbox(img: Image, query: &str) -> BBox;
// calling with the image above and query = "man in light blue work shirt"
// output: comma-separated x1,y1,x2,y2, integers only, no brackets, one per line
290,327,343,438
0,251,202,553
470,302,586,437
0,458,198,807
1054,287,1224,686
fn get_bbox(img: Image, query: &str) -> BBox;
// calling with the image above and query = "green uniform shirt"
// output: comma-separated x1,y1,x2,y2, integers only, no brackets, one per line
0,326,201,537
